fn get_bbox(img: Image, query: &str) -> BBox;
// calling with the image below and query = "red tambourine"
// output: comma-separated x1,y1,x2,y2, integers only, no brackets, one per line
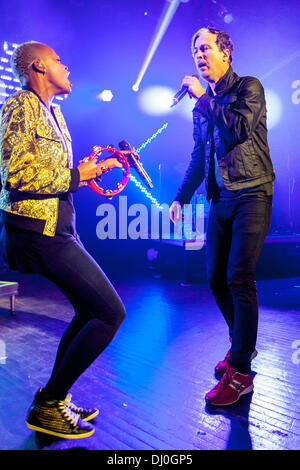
85,145,130,198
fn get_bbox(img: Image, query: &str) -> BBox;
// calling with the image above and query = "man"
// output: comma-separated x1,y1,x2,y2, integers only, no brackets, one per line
170,28,274,406
0,41,127,438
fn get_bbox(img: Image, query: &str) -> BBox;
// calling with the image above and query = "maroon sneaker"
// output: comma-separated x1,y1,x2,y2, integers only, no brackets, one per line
215,349,231,378
215,342,258,378
206,367,253,406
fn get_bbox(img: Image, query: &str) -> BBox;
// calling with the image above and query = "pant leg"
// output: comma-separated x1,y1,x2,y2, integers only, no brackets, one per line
39,234,126,328
38,235,126,397
206,201,235,337
46,289,93,381
227,195,272,373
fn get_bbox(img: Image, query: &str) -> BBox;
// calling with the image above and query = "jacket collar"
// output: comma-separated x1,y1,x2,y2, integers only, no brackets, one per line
206,65,239,97
22,86,51,110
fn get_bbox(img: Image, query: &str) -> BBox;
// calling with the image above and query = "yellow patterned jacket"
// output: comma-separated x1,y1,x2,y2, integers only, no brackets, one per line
0,89,79,236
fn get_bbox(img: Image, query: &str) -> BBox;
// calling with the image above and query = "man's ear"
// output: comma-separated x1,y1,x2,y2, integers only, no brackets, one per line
223,49,230,61
32,60,46,73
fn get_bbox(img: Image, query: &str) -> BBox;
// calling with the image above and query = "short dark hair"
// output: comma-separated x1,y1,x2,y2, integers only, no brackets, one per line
11,41,48,84
191,27,234,63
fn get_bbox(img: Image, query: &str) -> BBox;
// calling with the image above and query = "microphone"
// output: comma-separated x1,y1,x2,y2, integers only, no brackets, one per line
170,74,199,107
118,140,154,189
170,86,188,107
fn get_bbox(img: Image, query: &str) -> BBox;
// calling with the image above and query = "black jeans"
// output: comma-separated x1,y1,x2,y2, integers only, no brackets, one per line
1,226,126,399
206,194,272,374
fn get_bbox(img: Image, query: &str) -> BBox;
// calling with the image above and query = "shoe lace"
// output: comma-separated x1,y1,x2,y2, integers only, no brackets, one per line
58,400,80,426
64,394,84,413
219,367,235,385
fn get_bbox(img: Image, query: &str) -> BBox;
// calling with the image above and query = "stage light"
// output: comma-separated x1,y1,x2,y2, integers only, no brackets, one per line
175,93,196,120
138,85,175,116
136,122,168,153
128,173,162,209
126,122,169,209
97,89,113,102
265,89,282,130
132,84,139,92
224,13,233,23
132,0,189,91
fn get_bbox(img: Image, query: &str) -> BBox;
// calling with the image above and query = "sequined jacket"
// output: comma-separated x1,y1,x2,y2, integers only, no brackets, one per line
0,90,79,236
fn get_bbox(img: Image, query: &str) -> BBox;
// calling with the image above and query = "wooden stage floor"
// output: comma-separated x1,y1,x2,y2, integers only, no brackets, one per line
0,270,299,451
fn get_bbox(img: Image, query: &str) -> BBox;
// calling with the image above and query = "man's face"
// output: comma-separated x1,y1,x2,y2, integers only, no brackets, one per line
40,46,72,95
193,32,229,84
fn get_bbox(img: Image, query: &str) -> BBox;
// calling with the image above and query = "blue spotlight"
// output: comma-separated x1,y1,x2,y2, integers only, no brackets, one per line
132,0,190,91
138,85,175,116
175,93,195,120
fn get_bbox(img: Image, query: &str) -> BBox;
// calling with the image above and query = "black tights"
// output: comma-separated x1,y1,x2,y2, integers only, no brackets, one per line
2,226,126,400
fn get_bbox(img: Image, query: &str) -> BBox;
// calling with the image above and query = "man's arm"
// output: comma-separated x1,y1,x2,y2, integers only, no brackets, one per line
170,113,205,223
173,116,205,207
1,93,79,195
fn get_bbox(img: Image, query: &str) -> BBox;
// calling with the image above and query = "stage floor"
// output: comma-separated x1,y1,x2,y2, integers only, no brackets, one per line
0,270,299,451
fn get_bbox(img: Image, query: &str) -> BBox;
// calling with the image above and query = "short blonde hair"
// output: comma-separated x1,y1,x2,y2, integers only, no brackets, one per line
10,41,48,84
191,27,233,63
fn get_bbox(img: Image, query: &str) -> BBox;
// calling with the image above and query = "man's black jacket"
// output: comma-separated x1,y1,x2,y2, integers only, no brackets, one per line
175,66,275,204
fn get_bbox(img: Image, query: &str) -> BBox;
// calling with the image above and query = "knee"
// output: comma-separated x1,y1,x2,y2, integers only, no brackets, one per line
227,270,256,294
116,302,126,327
109,301,126,329
208,273,229,299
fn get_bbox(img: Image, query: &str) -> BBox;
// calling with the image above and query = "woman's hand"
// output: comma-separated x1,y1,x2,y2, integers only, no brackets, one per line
100,157,123,172
120,146,140,160
77,157,122,182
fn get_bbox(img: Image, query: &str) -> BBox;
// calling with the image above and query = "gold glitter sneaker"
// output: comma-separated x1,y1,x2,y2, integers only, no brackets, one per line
26,389,95,439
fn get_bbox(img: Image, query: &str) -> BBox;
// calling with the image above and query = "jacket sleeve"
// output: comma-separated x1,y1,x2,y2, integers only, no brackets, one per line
1,93,79,195
174,114,205,206
194,77,266,146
